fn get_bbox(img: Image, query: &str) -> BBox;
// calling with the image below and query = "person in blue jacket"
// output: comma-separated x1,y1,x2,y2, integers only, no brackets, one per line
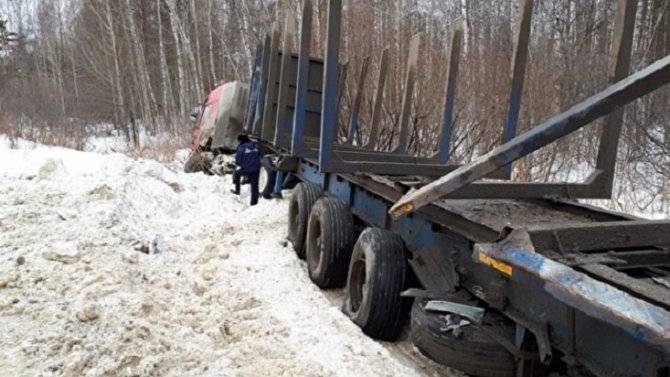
231,133,261,205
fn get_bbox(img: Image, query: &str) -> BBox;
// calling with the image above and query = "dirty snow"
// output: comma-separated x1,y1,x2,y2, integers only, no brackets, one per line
0,138,448,377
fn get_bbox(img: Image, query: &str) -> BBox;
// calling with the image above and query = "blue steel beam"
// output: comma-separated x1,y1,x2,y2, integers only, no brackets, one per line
394,34,422,154
435,26,463,163
594,0,637,194
245,43,263,132
346,56,371,145
474,229,669,354
365,48,389,150
261,25,281,141
501,0,533,177
274,14,297,149
318,0,342,173
390,54,670,218
336,62,348,137
252,34,271,136
291,0,313,156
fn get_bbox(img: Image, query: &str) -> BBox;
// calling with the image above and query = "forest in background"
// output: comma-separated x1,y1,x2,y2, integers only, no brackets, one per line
0,0,669,215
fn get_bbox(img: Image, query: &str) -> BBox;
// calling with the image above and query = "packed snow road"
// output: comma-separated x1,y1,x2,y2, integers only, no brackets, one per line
0,139,454,377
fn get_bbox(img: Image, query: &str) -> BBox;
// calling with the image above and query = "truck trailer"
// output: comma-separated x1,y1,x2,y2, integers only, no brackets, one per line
235,0,669,375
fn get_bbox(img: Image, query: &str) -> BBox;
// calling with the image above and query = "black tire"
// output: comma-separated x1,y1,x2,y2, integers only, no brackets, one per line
344,227,406,340
281,173,300,190
260,167,276,199
287,182,322,259
260,156,276,199
411,298,516,377
306,197,355,288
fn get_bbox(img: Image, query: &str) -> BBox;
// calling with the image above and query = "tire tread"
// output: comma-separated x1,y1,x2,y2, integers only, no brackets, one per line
346,228,406,340
411,299,515,377
288,182,322,258
307,197,355,287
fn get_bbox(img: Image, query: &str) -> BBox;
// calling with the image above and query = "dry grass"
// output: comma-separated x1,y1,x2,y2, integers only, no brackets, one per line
1,117,191,163
128,133,190,163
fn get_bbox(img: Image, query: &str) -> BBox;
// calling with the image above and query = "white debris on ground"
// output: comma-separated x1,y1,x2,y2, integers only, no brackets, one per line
0,138,444,377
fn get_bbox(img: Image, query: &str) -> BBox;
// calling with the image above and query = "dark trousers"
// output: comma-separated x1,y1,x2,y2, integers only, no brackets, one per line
233,170,260,205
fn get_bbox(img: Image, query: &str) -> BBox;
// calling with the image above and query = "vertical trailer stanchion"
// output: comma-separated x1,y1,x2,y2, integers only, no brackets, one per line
335,62,349,136
261,25,281,141
365,48,389,150
318,0,342,172
394,34,422,155
291,0,313,157
594,0,637,194
501,0,533,177
245,44,263,133
435,26,463,163
345,56,371,146
274,14,297,149
252,34,272,135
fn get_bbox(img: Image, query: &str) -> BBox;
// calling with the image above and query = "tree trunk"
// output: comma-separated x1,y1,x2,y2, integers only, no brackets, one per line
165,0,203,103
123,0,158,129
206,0,218,86
157,0,176,120
165,0,188,115
103,1,128,138
189,0,204,88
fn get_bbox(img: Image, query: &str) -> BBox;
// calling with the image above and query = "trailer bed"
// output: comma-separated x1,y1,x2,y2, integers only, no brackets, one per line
362,171,670,301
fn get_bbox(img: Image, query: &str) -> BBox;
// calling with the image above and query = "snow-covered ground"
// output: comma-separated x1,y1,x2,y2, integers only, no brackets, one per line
0,138,452,377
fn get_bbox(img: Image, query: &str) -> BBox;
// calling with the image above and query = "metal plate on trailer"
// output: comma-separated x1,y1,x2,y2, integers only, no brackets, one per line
474,229,670,353
366,174,600,232
433,199,593,232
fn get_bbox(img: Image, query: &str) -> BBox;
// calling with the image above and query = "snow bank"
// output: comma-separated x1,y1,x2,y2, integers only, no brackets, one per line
0,140,443,376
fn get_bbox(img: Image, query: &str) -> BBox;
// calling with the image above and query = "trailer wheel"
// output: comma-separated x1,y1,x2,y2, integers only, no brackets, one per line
260,167,275,199
260,156,276,199
306,197,355,288
344,228,406,340
411,298,515,377
287,182,322,259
